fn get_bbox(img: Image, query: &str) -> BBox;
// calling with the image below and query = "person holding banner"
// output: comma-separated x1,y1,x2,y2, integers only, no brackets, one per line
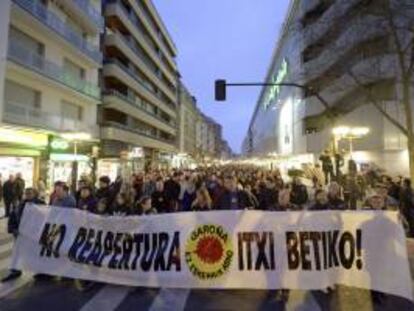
217,175,255,210
51,182,76,208
2,187,45,283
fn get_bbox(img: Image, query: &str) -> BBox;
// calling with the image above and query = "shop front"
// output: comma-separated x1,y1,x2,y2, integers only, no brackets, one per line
0,127,49,187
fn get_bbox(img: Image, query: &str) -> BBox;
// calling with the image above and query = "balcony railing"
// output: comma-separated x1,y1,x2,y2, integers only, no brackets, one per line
111,31,176,95
104,89,176,127
3,101,92,133
102,121,176,145
8,40,101,99
13,0,102,63
104,58,175,109
107,0,173,71
73,0,104,30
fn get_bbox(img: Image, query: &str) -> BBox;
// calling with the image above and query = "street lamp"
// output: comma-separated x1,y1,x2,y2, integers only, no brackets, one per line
332,126,370,158
60,132,93,192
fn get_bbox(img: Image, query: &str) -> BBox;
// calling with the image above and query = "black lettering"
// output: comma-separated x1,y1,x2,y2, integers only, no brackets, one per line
244,232,254,270
118,233,133,270
255,232,270,270
86,230,103,267
141,234,157,271
328,231,340,267
286,232,299,270
78,229,95,264
309,232,322,270
167,232,181,271
339,231,355,269
154,232,169,271
98,231,114,266
108,233,123,269
269,232,275,270
300,232,312,270
131,234,143,270
68,227,87,262
238,232,244,270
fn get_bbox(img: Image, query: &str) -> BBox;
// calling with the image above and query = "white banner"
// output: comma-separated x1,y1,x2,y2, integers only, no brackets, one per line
11,205,413,300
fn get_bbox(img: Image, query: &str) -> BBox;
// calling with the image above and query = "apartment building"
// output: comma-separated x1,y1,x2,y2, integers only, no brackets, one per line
99,0,179,172
243,0,413,174
0,0,103,186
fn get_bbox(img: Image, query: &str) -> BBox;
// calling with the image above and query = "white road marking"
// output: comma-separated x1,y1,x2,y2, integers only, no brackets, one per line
149,288,190,311
80,285,134,311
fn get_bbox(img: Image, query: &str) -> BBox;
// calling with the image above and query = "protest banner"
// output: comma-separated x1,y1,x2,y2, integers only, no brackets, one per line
10,205,413,300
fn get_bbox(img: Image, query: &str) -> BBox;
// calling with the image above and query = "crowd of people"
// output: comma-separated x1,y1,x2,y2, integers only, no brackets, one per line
0,162,413,291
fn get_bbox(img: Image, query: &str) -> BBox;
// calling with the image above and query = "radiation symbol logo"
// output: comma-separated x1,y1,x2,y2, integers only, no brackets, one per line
185,224,234,280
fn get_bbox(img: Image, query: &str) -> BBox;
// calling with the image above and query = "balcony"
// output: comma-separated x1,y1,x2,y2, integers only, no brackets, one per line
13,0,102,64
103,58,175,113
101,121,176,152
54,0,104,34
3,101,93,133
105,32,177,99
105,0,177,77
8,40,101,99
103,89,177,129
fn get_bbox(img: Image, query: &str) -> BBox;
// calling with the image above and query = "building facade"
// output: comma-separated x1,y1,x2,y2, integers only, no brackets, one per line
243,0,414,175
0,0,103,186
100,0,179,173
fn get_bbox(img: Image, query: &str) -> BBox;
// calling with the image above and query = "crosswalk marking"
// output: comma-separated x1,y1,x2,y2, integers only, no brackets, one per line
148,288,190,311
80,285,134,311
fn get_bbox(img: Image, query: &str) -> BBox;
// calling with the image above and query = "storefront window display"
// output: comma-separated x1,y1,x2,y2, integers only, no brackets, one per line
0,157,35,187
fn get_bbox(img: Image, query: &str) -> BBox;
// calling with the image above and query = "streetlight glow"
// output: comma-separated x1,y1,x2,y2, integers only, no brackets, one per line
61,132,93,141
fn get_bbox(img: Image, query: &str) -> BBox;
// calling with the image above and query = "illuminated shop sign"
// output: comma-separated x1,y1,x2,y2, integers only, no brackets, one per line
264,59,289,109
50,139,69,150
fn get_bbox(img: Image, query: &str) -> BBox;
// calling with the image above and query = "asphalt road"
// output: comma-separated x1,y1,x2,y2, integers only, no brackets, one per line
0,219,413,311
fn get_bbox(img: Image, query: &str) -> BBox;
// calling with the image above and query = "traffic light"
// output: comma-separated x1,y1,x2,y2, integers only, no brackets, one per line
215,79,226,101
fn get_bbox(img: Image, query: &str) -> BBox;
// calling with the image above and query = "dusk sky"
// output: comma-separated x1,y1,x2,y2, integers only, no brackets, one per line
153,0,291,153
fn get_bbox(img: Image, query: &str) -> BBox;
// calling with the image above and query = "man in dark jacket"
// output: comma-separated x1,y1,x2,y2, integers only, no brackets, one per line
257,178,278,210
2,175,15,218
2,188,45,282
96,176,115,207
13,173,25,203
217,175,255,210
164,172,181,212
290,177,308,207
152,178,168,213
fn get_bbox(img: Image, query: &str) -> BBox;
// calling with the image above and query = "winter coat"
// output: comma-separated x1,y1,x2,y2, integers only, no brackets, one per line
3,180,15,203
217,190,255,210
8,198,45,235
290,184,309,206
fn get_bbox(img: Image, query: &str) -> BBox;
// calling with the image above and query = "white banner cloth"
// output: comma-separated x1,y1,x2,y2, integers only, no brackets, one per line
11,205,413,300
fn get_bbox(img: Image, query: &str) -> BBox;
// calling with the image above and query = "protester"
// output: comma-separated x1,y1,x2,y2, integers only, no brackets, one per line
319,150,334,184
134,196,157,215
112,192,131,216
51,182,76,208
277,189,297,211
257,178,278,210
96,176,115,207
216,175,255,210
191,187,212,211
290,177,308,208
76,186,97,213
151,177,168,213
2,175,15,218
327,182,346,210
400,178,414,236
181,175,196,211
164,172,181,212
309,189,330,210
2,188,45,282
14,173,25,204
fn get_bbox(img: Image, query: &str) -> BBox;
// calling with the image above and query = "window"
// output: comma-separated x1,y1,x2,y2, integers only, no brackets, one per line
61,100,83,121
4,80,41,109
9,27,44,56
63,59,85,80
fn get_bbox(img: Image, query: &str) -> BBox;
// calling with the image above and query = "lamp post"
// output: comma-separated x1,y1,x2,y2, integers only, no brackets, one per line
60,132,92,193
332,126,370,159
